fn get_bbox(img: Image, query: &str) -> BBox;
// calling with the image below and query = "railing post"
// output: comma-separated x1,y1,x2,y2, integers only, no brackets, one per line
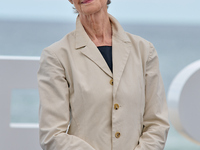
0,56,42,150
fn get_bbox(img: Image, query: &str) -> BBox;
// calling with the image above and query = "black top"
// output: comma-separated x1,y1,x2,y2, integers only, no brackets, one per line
97,46,113,73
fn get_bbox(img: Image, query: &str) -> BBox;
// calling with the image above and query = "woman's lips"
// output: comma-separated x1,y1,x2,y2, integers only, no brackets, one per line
81,0,94,4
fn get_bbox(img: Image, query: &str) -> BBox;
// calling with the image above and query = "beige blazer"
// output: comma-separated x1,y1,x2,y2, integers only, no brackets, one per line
38,14,170,150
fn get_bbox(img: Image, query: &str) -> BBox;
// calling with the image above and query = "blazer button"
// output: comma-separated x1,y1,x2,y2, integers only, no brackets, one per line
110,79,113,85
114,104,119,110
115,132,121,138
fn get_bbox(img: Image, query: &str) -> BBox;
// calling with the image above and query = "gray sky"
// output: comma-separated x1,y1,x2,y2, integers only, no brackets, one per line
0,0,200,25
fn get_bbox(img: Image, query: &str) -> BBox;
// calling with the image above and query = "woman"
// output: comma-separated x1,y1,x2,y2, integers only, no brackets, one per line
37,0,170,150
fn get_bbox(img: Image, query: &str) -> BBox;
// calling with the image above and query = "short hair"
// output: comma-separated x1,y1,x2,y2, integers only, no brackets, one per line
72,0,111,13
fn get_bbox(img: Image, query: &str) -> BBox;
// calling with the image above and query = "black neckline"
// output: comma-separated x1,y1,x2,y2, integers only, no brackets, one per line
97,46,112,48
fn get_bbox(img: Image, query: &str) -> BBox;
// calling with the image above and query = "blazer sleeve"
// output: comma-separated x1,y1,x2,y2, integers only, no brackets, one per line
37,49,95,150
134,43,170,150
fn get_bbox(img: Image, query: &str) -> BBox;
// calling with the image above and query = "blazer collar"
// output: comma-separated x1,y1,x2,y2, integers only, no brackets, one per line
75,14,131,49
75,15,90,49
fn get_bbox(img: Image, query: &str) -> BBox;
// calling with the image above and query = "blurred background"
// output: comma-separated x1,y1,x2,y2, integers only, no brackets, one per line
0,0,200,149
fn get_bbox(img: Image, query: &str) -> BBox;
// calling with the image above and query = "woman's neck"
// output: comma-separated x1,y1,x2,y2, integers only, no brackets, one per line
79,9,112,46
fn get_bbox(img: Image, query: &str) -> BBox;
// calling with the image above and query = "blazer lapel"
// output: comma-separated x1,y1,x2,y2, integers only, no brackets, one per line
109,14,131,97
75,16,113,78
112,37,131,98
80,44,113,78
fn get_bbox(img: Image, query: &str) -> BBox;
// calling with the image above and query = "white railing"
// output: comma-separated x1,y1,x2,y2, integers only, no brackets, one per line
0,56,41,150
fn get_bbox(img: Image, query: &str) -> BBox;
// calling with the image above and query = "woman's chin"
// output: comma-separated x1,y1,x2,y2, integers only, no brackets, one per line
80,5,107,16
80,8,101,15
